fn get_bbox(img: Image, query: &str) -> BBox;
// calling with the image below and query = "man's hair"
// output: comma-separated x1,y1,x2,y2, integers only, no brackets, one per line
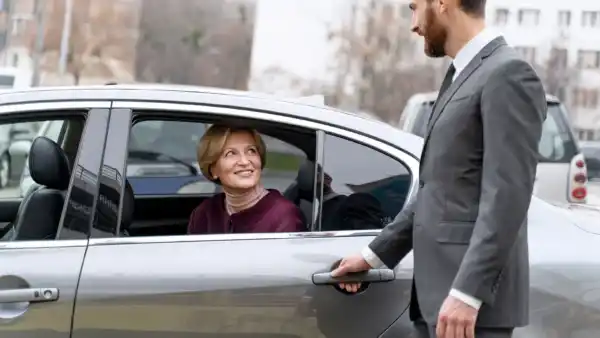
458,0,486,17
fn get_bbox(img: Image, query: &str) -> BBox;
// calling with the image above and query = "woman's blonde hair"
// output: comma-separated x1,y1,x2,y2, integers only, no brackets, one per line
197,124,267,183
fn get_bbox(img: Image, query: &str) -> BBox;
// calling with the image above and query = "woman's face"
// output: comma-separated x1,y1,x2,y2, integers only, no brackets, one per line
211,131,262,192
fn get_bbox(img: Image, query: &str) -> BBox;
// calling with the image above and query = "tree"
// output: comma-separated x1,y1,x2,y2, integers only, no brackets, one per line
327,0,440,122
538,36,580,103
41,0,137,84
135,0,256,90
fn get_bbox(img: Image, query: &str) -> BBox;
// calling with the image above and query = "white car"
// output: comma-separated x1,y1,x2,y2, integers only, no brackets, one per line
398,92,588,205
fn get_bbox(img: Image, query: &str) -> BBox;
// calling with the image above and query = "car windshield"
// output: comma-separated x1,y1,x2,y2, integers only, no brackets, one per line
412,100,578,163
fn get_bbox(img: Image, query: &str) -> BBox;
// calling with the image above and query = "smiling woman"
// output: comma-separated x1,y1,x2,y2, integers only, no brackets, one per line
187,124,306,235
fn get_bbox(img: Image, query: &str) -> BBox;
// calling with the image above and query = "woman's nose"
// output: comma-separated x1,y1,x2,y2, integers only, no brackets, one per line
238,154,250,165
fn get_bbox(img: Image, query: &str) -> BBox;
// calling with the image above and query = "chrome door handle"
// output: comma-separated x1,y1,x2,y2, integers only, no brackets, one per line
0,288,59,303
312,269,395,285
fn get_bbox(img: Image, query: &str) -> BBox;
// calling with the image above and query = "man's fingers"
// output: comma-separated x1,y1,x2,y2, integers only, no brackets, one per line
338,282,361,293
330,262,346,277
465,317,475,338
454,318,465,338
436,314,447,338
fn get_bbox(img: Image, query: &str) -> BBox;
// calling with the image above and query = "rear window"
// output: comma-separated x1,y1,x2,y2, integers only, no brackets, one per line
410,101,578,163
539,103,578,163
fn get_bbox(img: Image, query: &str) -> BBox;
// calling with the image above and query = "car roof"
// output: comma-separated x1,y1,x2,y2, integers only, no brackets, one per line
0,85,424,159
407,91,561,104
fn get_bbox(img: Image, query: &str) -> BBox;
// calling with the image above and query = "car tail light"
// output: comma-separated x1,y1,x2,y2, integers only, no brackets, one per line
574,173,587,183
572,187,587,200
568,153,588,203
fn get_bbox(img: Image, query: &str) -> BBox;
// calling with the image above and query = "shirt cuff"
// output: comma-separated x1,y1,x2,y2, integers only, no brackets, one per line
361,246,387,269
450,288,482,310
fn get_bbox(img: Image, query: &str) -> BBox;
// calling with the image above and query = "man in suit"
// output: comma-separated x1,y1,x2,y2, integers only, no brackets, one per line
330,0,547,337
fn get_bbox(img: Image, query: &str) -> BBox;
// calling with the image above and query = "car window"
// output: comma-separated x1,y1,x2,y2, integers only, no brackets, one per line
318,133,412,231
45,121,65,142
128,120,307,195
538,103,578,163
0,114,89,242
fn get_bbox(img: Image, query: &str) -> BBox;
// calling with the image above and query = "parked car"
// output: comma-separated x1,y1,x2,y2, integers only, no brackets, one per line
580,141,600,181
399,92,588,205
0,85,599,338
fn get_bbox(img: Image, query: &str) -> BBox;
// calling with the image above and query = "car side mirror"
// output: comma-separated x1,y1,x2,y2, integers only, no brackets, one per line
9,140,32,157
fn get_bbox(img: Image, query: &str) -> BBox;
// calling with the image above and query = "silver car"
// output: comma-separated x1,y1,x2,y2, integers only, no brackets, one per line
0,85,599,338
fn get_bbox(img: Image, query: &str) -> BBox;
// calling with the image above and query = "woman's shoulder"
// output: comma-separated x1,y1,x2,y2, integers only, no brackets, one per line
264,189,296,209
192,193,225,214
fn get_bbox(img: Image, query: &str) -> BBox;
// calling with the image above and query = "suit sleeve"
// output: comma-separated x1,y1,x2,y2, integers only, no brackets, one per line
451,59,546,304
365,197,416,269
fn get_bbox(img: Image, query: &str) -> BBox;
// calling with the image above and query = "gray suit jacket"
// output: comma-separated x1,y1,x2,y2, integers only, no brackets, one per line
369,37,547,328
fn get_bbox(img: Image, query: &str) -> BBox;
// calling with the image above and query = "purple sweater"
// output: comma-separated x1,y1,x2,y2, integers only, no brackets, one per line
187,190,305,234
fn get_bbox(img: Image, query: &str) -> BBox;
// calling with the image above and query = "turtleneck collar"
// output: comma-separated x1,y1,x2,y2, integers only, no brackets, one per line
224,184,269,215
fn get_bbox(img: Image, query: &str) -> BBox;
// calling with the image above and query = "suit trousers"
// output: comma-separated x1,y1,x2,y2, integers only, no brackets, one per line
413,318,514,338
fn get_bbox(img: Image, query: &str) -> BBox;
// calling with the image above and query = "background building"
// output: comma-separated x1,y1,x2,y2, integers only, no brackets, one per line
486,0,600,140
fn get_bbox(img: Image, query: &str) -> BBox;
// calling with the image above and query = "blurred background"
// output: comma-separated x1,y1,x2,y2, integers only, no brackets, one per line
1,0,600,202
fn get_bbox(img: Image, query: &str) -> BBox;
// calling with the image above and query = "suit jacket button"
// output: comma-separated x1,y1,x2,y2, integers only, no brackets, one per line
419,180,424,188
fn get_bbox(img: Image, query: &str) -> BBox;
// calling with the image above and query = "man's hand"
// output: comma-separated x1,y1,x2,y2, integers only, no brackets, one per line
436,295,478,338
330,254,371,293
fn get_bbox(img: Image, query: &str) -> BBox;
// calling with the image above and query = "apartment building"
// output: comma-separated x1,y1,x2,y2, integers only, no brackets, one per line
486,0,600,140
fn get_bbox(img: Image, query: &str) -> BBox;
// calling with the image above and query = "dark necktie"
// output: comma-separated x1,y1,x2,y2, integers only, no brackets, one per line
438,63,456,98
426,63,456,128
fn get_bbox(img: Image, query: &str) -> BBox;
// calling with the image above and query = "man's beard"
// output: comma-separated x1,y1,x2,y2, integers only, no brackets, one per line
423,8,447,57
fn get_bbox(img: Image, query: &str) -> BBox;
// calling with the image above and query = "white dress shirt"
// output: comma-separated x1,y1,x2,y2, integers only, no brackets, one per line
361,28,501,311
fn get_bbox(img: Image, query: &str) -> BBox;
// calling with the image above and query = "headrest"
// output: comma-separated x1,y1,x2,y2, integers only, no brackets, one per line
120,180,135,232
29,136,70,190
296,160,332,194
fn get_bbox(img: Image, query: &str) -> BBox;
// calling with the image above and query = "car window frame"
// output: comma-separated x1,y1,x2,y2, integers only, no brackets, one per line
0,100,111,248
89,101,419,246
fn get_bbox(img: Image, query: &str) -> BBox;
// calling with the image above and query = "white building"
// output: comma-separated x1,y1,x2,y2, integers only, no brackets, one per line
486,0,600,140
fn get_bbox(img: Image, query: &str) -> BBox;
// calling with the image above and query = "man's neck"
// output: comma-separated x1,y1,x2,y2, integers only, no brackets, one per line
445,19,486,59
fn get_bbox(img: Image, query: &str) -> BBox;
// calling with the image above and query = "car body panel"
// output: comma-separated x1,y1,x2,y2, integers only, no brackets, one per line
0,243,87,338
72,235,413,338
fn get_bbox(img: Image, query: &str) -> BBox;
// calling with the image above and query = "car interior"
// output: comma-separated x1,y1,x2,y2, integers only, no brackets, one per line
0,114,410,241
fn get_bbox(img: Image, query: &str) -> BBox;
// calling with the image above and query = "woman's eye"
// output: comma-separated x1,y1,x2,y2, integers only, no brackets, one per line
224,151,234,157
248,148,257,154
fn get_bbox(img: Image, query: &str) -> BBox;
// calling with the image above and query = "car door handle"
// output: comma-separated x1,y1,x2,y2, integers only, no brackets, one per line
0,288,59,303
312,269,395,285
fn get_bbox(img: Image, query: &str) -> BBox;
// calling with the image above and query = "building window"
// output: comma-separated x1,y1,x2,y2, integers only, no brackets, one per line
549,48,568,68
572,88,599,108
494,8,509,25
11,54,18,67
558,10,571,26
515,46,537,64
518,9,540,26
578,50,600,68
582,11,600,27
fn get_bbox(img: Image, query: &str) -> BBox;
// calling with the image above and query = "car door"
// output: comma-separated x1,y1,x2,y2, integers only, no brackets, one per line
0,102,110,338
71,103,417,338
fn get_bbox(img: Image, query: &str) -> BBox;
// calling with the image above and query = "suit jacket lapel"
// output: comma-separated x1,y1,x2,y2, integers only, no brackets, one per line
420,37,507,168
